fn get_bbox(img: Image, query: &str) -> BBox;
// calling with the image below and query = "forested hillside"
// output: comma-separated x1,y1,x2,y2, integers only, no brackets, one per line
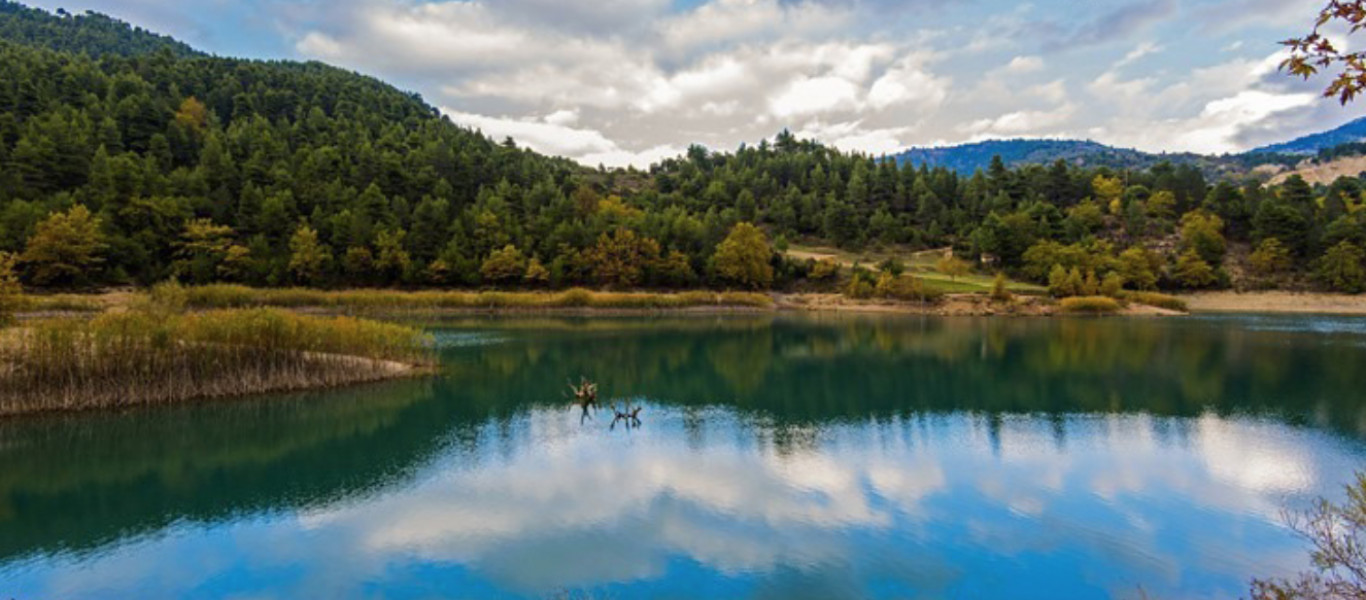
0,1,197,58
0,1,581,287
1,1,1365,296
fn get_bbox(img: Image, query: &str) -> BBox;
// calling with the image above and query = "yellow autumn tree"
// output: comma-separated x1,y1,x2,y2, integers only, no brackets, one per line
1093,174,1125,215
935,254,971,281
21,205,104,287
586,228,661,288
0,251,22,325
480,245,526,284
713,222,773,289
288,223,332,285
174,96,210,137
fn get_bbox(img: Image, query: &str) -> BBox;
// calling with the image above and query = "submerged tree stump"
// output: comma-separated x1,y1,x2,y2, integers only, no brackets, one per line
610,402,642,430
568,376,598,422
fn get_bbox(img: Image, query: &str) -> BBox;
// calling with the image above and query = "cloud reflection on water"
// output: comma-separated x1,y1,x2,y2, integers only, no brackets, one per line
19,403,1356,599
12,314,1366,599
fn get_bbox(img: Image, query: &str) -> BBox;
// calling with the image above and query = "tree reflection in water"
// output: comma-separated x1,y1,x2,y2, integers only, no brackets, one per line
2,314,1366,599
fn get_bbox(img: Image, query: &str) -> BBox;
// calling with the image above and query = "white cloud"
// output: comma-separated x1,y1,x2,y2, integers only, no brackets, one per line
272,0,1352,166
1172,90,1317,153
1005,55,1044,73
1028,79,1068,104
543,109,580,127
963,103,1077,137
770,76,863,118
442,107,687,168
1115,41,1163,68
656,0,851,55
580,144,688,169
868,54,951,111
444,109,615,159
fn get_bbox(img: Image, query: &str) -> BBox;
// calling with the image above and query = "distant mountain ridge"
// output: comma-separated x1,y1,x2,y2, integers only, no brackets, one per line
1247,116,1366,155
891,139,1200,173
890,119,1366,176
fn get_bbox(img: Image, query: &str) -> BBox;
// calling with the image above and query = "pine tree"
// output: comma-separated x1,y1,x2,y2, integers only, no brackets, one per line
1316,241,1366,293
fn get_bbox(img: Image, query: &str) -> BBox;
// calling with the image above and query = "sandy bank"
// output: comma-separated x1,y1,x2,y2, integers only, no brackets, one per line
1182,291,1366,315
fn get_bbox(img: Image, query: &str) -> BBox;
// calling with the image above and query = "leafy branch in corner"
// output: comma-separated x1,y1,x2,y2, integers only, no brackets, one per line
1251,473,1366,600
1283,1,1366,104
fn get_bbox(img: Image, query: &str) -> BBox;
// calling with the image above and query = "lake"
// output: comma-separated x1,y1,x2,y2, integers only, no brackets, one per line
2,313,1366,599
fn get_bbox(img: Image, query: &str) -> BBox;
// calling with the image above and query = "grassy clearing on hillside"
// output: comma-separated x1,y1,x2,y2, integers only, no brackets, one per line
173,285,774,311
787,244,1047,295
0,307,433,416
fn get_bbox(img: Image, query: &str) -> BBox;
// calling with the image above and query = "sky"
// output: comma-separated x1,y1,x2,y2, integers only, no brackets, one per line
27,0,1366,167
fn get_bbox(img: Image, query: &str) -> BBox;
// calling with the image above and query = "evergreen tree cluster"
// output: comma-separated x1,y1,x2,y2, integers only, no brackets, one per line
1,1,1365,294
0,2,198,58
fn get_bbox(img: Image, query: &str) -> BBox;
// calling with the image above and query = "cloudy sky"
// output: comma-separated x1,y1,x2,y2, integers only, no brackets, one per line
30,0,1366,166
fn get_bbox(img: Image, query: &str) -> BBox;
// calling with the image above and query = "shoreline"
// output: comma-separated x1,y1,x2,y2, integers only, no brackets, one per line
0,347,435,419
1180,291,1366,316
0,308,437,419
4,289,1360,418
16,288,1363,319
17,290,1176,319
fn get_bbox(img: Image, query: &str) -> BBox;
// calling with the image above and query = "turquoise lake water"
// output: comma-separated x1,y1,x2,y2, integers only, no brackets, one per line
3,314,1366,599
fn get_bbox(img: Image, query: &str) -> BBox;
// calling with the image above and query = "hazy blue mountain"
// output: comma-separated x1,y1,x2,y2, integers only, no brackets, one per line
890,139,1211,175
889,135,1327,176
1248,117,1366,155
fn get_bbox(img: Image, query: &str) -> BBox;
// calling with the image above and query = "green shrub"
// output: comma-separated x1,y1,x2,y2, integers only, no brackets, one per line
809,259,840,281
718,291,773,307
1058,296,1122,314
876,273,943,303
845,278,875,299
1124,291,1188,312
989,273,1013,303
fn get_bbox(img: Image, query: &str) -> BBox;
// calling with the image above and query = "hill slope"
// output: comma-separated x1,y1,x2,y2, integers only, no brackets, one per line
0,1,1359,297
1248,116,1366,155
0,0,198,57
887,138,1267,176
889,122,1366,177
0,1,579,287
892,139,1171,173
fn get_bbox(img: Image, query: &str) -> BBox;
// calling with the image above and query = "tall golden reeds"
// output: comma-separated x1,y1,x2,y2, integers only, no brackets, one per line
174,285,774,311
1058,296,1123,314
0,307,433,416
1122,291,1189,312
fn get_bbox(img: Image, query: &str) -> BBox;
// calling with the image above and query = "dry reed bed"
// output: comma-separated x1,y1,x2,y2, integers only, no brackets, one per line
1058,296,1124,314
0,308,433,416
174,285,774,312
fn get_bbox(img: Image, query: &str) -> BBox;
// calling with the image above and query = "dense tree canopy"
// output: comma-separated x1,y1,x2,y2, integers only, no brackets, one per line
0,2,1364,295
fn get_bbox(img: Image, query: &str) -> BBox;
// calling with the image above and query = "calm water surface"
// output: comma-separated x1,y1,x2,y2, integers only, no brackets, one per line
3,314,1366,599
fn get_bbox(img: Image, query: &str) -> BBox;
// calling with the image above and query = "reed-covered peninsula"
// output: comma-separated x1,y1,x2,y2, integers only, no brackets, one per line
0,306,433,416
